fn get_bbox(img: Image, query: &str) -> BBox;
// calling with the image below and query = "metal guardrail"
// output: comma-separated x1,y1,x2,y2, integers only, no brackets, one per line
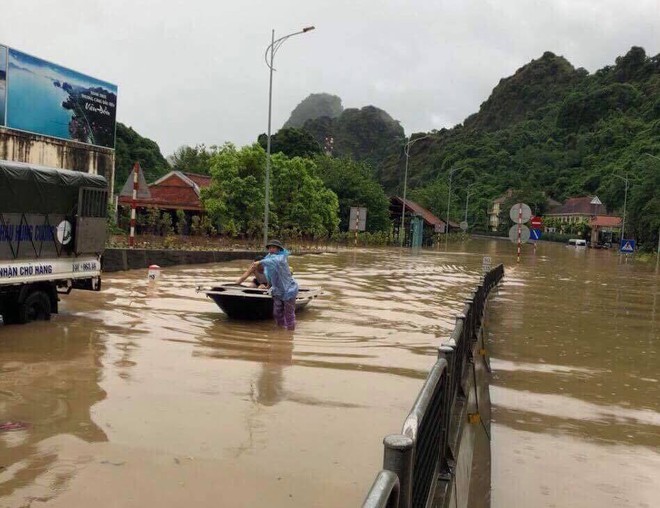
363,264,504,508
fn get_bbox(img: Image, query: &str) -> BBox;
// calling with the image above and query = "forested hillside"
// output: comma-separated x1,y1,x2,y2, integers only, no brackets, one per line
114,123,169,190
303,105,404,168
367,47,659,248
283,93,344,129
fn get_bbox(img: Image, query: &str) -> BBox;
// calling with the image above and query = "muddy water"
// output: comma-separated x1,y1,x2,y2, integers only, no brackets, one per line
0,248,485,507
1,241,657,507
486,243,660,508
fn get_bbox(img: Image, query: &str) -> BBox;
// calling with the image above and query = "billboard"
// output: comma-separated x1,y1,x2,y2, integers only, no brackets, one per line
3,46,117,149
0,45,6,126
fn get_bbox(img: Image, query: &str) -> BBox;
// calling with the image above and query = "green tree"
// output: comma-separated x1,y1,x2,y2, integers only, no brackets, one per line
270,154,340,239
168,144,217,175
202,143,265,237
314,155,391,232
201,143,339,239
175,209,187,235
257,128,322,159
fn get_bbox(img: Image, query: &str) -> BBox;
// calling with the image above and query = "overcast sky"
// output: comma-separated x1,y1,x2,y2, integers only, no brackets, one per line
2,0,658,157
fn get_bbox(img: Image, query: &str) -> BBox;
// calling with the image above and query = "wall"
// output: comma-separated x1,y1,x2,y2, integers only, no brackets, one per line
102,248,256,273
0,128,115,195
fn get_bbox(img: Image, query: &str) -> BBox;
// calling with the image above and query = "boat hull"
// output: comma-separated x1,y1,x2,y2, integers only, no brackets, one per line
201,285,320,320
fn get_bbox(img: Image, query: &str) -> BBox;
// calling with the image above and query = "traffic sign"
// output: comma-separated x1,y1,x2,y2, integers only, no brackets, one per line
349,207,367,231
530,216,543,229
530,228,542,240
620,239,635,253
459,221,468,231
509,203,532,223
508,224,530,244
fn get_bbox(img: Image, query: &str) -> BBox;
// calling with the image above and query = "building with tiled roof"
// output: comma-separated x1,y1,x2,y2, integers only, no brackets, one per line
390,196,458,246
543,196,622,245
118,170,211,212
117,169,213,235
545,196,607,222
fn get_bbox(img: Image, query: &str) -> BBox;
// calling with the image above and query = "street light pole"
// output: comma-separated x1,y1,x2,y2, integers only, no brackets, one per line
263,26,315,247
400,134,431,247
464,182,475,226
612,173,628,244
445,166,467,250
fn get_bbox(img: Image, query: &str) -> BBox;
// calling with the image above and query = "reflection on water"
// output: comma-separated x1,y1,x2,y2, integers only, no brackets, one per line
0,241,657,507
0,319,106,501
486,242,660,508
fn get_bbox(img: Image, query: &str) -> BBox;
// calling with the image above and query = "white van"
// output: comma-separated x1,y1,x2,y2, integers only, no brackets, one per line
567,238,587,248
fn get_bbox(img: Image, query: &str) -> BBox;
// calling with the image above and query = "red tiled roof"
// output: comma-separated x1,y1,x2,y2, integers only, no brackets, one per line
548,196,607,216
117,171,209,211
391,196,459,228
184,173,212,188
590,215,622,227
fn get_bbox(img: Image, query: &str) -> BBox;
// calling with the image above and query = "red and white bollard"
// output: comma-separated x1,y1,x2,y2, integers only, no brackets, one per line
147,264,161,281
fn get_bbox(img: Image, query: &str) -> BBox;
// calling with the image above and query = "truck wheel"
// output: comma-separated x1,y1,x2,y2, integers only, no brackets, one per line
17,291,52,324
1,304,20,325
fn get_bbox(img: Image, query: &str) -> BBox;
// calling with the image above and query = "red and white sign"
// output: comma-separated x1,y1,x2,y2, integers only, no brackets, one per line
530,216,543,229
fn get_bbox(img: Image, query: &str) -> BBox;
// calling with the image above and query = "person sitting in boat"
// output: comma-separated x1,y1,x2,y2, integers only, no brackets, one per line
254,239,299,331
235,256,270,288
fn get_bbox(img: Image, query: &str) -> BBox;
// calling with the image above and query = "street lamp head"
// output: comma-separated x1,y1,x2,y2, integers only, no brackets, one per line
303,26,315,32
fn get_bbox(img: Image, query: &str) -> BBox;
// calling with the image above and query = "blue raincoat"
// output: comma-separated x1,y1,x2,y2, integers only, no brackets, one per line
259,249,299,301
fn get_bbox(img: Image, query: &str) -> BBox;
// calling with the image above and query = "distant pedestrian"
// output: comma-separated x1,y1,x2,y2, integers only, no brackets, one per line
255,239,299,330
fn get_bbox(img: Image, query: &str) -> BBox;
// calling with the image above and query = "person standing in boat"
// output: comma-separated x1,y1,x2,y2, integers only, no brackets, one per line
235,256,270,288
254,239,299,330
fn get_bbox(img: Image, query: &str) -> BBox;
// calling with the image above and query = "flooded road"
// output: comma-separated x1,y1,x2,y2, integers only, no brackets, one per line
1,241,658,507
487,243,660,508
1,247,483,507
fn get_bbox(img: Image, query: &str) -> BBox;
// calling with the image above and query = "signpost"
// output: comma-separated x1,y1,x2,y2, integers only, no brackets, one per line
509,203,531,263
509,203,531,223
509,224,530,243
529,216,543,253
620,239,635,253
349,206,367,247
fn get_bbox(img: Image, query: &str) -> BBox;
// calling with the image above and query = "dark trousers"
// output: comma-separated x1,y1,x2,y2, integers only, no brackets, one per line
273,297,296,330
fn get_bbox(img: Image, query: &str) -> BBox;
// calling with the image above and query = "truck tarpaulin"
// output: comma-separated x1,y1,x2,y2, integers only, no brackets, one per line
0,160,106,214
0,160,108,261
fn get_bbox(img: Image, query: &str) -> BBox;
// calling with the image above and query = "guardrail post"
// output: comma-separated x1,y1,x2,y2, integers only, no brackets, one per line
453,314,468,398
437,345,455,479
463,297,474,342
383,434,414,508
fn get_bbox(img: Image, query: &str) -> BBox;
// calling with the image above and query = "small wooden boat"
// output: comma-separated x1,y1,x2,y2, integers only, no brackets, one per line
198,284,321,320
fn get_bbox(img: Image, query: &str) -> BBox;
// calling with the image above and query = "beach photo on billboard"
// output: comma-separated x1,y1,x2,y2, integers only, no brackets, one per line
6,48,117,148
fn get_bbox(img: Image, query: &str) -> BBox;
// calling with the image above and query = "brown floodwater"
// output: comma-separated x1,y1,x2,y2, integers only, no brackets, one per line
486,242,660,508
0,240,657,507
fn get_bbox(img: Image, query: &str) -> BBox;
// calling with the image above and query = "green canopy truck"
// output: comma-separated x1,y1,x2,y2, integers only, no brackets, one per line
0,160,108,324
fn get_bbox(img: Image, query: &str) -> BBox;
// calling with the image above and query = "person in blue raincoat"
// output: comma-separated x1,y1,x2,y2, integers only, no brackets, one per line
253,239,299,330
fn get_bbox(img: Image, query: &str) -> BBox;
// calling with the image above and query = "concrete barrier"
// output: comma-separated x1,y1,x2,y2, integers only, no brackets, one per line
102,248,256,273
